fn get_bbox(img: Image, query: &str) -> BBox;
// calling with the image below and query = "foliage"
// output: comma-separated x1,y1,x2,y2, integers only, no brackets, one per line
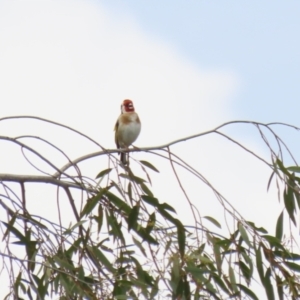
1,116,300,299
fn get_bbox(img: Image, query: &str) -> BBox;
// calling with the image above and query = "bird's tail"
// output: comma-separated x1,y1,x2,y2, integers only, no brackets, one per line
120,152,128,165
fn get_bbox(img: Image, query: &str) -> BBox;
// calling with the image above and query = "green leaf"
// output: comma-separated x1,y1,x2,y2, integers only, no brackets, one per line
241,251,253,279
276,159,290,176
236,284,259,300
294,187,300,210
267,171,275,192
63,220,87,235
177,222,186,258
229,266,238,293
140,182,153,196
130,256,155,286
264,267,275,300
211,273,231,295
53,255,75,271
132,236,147,257
262,235,285,251
139,160,159,172
80,188,107,218
213,243,222,275
106,191,131,214
238,223,251,248
121,171,146,184
95,168,112,179
238,261,251,284
159,202,176,213
199,255,213,264
275,275,284,300
1,221,26,243
275,210,284,241
204,216,221,229
128,205,139,231
283,261,300,272
186,266,211,280
157,205,177,225
13,271,24,297
134,226,158,245
273,250,300,260
87,245,115,273
2,214,17,241
149,277,159,299
97,204,103,234
283,180,296,225
246,221,268,233
107,212,125,244
255,244,264,284
145,212,156,235
164,239,172,255
127,182,132,203
141,195,159,206
287,166,300,173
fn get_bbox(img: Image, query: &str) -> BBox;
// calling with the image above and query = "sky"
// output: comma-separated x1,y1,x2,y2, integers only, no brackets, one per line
0,0,299,298
102,0,300,123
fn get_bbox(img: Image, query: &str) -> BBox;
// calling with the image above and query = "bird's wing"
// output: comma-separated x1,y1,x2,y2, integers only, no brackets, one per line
114,118,120,149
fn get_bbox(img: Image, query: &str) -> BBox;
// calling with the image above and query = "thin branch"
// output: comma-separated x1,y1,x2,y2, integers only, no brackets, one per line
55,120,289,176
0,174,96,192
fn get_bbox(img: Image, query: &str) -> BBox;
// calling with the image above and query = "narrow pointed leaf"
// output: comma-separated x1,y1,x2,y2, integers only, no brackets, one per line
106,191,131,214
88,245,115,273
1,221,26,243
177,222,186,257
276,159,290,176
255,244,264,284
145,212,156,235
159,202,176,213
213,243,222,275
211,273,231,295
283,184,296,225
80,188,107,218
275,211,284,241
246,221,268,233
141,195,159,206
287,166,300,173
238,223,251,248
97,204,103,234
264,267,275,300
95,168,112,179
283,261,300,272
134,226,158,245
236,284,259,300
204,216,221,229
238,261,251,284
275,275,284,300
267,171,275,192
139,160,159,173
132,236,147,257
63,220,87,235
128,205,139,231
2,214,17,241
229,266,238,292
140,183,153,196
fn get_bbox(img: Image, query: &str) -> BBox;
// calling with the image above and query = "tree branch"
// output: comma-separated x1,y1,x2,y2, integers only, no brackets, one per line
0,174,96,192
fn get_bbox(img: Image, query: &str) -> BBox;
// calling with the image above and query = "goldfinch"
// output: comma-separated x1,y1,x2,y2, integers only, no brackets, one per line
114,99,141,165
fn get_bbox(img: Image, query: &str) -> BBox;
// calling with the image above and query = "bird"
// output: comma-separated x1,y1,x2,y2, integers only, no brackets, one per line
114,99,141,165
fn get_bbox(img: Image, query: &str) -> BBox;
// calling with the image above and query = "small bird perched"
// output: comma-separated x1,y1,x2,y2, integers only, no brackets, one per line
114,99,141,165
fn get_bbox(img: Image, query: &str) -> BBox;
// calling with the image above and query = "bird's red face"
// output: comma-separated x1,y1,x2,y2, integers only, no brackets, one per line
121,99,135,113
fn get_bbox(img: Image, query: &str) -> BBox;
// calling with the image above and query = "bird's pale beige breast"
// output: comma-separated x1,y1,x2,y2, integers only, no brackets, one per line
119,112,140,125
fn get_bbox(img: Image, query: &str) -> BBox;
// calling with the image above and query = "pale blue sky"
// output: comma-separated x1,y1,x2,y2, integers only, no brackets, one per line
102,0,300,123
